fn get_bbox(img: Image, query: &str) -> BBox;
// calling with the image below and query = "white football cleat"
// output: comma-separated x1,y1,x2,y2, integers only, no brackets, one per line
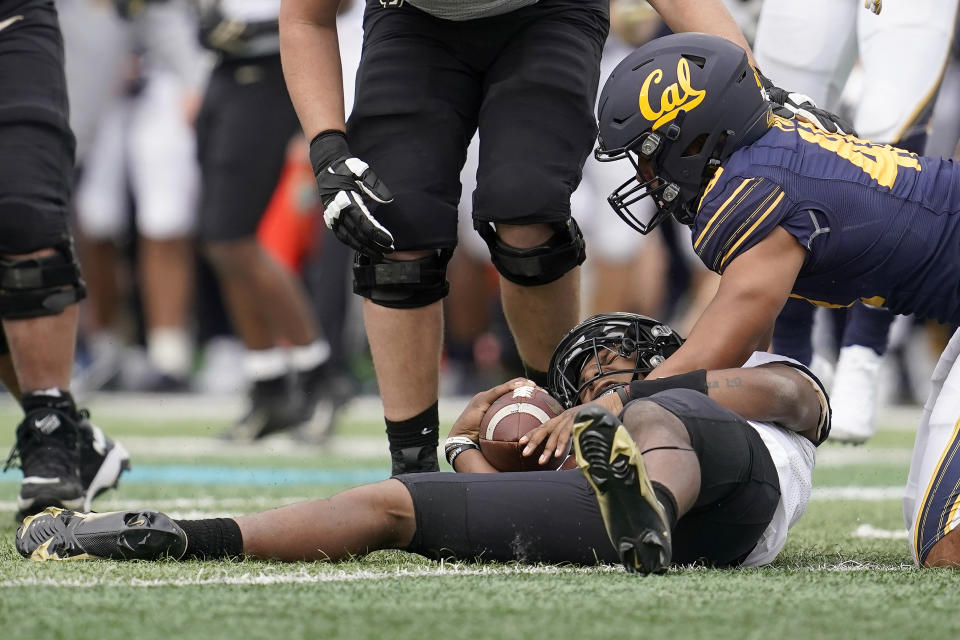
828,345,883,444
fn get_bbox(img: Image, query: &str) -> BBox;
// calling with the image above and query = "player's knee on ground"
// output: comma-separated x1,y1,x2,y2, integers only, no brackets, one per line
0,244,85,322
618,399,693,451
352,248,453,309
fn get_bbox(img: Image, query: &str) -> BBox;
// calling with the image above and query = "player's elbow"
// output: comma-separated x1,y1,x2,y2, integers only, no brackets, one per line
767,374,820,437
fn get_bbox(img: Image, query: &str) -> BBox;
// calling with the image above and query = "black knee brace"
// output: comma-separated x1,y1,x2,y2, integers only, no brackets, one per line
0,243,86,319
352,249,453,309
474,218,586,286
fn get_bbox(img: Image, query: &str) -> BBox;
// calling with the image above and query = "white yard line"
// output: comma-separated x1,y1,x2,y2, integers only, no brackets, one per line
0,560,920,588
0,564,621,588
0,395,926,430
113,435,387,459
0,394,471,424
853,524,909,539
815,448,911,467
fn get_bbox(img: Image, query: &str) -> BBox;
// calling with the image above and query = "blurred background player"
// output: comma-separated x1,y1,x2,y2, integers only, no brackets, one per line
1,0,128,521
753,0,960,443
195,0,344,440
59,0,206,392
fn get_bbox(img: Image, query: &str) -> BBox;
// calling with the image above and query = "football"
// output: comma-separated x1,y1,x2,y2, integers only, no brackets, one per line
478,385,564,472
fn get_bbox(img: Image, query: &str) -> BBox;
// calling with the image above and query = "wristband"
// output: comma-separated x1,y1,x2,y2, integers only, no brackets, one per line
443,436,479,466
308,129,349,174
627,369,708,400
446,444,479,468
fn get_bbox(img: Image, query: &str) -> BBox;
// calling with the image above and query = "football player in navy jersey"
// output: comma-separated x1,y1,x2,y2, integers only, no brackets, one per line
581,31,960,567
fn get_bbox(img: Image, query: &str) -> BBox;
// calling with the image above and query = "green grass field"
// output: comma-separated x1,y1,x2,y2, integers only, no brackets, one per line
1,395,958,639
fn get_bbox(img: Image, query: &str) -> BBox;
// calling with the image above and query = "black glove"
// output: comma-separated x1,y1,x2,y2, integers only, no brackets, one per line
756,69,857,136
310,130,395,258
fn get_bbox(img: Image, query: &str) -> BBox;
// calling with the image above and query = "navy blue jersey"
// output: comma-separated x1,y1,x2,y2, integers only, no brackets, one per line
692,115,960,324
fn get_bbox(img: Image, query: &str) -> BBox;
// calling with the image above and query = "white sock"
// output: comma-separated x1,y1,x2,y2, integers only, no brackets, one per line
147,327,192,378
243,347,289,381
289,340,330,373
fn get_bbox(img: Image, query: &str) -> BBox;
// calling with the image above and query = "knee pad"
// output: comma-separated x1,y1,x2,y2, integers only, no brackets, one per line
353,249,453,309
474,218,586,286
0,244,86,319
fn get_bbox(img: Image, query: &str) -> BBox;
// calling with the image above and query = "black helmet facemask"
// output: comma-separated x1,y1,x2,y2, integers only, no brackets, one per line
548,313,685,409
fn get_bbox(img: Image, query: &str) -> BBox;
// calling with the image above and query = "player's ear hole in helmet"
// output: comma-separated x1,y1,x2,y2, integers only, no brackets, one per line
595,33,772,235
547,312,685,409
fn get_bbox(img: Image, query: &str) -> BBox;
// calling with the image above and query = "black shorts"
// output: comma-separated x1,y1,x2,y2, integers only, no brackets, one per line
0,0,75,254
196,55,301,243
399,390,781,567
346,0,608,250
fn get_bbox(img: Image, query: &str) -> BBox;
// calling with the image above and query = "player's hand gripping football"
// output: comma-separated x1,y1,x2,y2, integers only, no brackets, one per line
448,378,537,443
755,70,857,136
309,130,395,258
519,389,625,466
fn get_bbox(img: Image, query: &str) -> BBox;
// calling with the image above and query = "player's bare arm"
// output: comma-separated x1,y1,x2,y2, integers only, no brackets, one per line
279,0,347,137
649,226,806,378
702,365,824,443
646,0,755,64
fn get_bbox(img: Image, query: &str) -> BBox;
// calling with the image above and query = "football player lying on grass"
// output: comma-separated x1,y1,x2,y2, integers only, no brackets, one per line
15,313,829,576
582,32,960,567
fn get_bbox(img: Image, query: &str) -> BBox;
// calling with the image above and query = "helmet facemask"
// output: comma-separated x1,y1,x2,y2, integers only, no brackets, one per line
548,313,685,409
595,129,684,235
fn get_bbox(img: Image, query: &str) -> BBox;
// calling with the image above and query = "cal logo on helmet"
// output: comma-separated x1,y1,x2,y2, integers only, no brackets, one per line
639,58,705,130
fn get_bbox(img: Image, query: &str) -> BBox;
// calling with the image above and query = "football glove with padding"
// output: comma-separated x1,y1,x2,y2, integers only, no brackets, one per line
756,69,857,136
310,131,395,258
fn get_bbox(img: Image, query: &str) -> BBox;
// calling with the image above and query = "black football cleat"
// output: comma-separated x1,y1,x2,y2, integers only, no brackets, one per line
222,376,307,441
16,507,187,561
573,405,672,575
7,407,84,522
76,412,131,511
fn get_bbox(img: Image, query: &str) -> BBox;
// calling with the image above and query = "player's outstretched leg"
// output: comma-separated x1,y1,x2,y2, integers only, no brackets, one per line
573,405,672,575
16,507,186,561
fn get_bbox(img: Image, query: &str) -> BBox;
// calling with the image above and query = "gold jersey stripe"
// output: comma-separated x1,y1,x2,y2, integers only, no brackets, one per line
719,191,785,271
697,167,725,212
914,416,960,559
694,176,753,250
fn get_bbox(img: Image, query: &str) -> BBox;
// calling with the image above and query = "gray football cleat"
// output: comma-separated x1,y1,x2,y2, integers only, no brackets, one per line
16,507,187,561
573,405,672,575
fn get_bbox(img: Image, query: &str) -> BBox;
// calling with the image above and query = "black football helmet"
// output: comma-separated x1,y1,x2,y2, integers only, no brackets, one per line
595,33,771,234
548,313,684,409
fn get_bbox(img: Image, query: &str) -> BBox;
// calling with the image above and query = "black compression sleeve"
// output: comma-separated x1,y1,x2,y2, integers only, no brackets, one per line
626,369,708,401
